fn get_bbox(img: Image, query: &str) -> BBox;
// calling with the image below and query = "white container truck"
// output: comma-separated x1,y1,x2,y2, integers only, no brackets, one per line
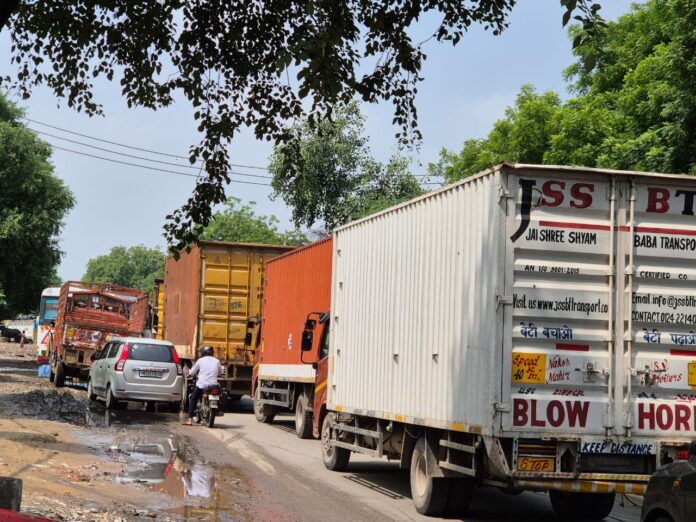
316,163,696,518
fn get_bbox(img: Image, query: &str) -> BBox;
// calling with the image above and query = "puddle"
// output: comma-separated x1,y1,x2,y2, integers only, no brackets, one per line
84,403,176,430
110,433,247,520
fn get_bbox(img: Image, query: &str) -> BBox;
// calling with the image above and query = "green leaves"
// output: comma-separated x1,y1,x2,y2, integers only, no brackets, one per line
199,197,308,246
269,101,423,230
437,0,696,181
82,245,165,295
0,93,74,314
2,1,605,251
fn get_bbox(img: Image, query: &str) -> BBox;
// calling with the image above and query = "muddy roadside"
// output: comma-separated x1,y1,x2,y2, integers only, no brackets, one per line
0,343,253,521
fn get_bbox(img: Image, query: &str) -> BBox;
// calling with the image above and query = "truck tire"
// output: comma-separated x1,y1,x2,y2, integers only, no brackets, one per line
549,490,615,520
254,385,276,423
410,435,449,516
447,477,474,516
321,414,350,471
53,362,65,388
295,395,313,439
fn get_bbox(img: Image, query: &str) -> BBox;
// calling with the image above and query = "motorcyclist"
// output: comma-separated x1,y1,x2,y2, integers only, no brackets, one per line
183,346,222,426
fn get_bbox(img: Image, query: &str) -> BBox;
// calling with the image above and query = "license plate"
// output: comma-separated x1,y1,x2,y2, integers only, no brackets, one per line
517,456,555,472
139,370,162,378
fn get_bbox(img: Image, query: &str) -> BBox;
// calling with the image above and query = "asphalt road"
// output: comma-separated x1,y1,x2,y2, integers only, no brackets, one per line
184,398,643,522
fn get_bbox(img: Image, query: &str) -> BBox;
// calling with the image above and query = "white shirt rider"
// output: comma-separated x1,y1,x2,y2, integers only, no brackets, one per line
189,355,222,388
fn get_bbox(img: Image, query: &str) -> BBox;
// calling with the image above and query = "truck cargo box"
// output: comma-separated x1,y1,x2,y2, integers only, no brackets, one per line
49,281,149,383
258,237,333,384
162,241,294,395
329,163,696,456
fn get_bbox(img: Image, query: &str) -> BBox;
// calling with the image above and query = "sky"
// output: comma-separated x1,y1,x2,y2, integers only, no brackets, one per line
1,1,639,282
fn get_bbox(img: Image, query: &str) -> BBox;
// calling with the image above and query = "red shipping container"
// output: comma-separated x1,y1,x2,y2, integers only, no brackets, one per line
256,237,332,383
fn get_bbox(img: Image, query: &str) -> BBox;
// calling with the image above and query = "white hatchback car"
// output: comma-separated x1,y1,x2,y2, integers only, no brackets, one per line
87,337,184,410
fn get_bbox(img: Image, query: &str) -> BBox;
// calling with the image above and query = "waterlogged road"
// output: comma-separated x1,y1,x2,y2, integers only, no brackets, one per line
189,398,643,522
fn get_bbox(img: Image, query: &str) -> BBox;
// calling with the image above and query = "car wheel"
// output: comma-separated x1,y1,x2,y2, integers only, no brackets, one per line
409,435,449,516
321,414,350,471
105,386,120,410
295,394,313,439
87,379,97,401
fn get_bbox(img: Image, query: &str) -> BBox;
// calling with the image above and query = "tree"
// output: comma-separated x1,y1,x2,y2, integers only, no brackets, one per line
82,245,165,294
0,1,605,252
0,93,74,315
199,198,308,246
269,102,423,230
434,1,696,179
429,85,562,182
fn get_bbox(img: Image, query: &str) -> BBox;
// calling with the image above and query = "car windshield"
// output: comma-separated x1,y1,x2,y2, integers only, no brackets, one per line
127,343,174,363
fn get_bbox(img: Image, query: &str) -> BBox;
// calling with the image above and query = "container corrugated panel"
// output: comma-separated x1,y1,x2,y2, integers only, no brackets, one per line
163,245,201,360
259,237,332,382
329,170,505,433
163,242,294,362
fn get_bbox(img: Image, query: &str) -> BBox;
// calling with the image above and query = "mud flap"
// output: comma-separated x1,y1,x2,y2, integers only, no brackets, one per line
425,431,446,478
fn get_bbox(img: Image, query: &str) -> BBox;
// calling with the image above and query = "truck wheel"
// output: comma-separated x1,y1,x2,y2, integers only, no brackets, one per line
53,363,65,388
410,436,449,516
295,395,313,439
549,490,615,520
447,477,474,516
254,385,276,423
105,386,120,410
321,414,350,471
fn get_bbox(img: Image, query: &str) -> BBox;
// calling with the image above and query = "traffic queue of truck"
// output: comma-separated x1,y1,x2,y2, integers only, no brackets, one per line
39,162,696,518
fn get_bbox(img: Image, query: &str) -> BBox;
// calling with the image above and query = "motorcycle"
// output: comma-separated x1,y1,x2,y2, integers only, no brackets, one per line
190,383,222,428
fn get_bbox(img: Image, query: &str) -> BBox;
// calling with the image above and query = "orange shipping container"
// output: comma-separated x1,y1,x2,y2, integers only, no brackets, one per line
162,241,293,396
252,237,333,438
256,237,332,385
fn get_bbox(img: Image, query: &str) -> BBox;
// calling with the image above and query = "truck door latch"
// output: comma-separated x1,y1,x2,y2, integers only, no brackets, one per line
575,362,608,382
630,365,665,387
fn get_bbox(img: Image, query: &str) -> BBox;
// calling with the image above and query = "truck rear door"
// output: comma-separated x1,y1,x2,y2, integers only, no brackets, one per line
502,170,615,437
624,178,696,440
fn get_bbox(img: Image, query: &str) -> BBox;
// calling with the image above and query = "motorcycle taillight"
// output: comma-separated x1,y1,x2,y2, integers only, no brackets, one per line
210,388,220,396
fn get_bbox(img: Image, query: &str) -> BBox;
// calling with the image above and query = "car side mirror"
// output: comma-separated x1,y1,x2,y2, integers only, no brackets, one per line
244,332,252,346
301,330,313,351
304,319,316,331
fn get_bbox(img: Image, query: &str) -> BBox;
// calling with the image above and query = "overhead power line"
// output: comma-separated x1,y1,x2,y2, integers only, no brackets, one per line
34,129,272,180
48,144,273,187
26,117,437,179
25,117,270,171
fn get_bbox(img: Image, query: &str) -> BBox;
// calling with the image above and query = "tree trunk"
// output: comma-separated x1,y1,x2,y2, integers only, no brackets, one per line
0,0,20,31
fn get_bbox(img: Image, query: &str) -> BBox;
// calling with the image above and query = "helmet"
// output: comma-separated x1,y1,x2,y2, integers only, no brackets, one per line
200,346,214,357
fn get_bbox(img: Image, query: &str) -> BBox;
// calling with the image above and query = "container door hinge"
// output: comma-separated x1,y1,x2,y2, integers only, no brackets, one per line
498,185,513,200
494,402,511,412
496,295,513,308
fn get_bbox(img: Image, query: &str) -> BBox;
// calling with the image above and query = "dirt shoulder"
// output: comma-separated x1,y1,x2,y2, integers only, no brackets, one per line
0,343,252,521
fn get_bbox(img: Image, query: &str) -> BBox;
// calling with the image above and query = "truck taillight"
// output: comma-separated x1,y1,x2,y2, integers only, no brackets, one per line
171,347,182,376
115,343,129,372
676,450,690,460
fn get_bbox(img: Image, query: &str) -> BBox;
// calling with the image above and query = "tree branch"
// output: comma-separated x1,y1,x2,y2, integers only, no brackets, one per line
0,0,20,31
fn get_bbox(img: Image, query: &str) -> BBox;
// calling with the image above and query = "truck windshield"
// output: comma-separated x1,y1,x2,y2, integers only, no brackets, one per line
128,343,174,363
